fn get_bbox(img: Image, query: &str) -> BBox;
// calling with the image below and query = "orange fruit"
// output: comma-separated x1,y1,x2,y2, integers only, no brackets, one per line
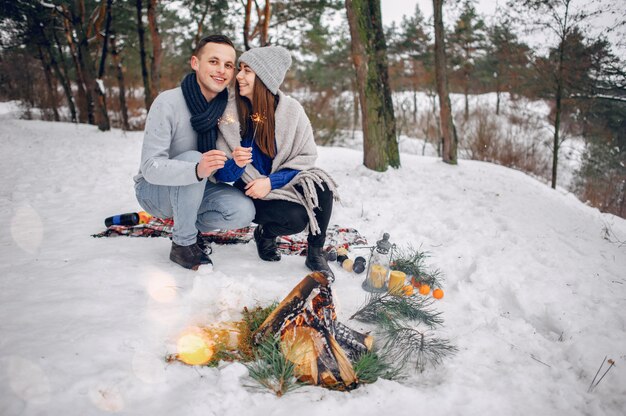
418,284,430,295
411,276,421,288
402,285,414,296
433,288,444,299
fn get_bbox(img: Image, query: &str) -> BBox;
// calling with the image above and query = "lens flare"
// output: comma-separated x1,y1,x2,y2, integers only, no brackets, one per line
145,268,178,303
6,356,51,405
176,328,215,365
10,205,44,254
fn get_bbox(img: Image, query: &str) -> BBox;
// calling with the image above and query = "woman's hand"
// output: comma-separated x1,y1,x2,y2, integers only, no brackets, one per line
232,146,253,168
245,178,271,199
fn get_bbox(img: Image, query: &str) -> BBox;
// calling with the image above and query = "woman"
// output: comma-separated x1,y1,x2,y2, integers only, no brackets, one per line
215,45,337,276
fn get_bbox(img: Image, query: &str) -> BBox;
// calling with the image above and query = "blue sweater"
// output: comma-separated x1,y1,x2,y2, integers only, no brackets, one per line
215,135,299,189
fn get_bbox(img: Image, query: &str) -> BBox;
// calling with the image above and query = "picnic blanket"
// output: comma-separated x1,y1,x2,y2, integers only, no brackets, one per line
92,217,367,256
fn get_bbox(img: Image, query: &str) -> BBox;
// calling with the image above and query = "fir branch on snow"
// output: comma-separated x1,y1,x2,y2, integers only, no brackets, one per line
353,351,402,383
349,290,456,372
379,320,458,372
350,291,444,329
239,303,278,361
392,245,445,289
243,336,301,397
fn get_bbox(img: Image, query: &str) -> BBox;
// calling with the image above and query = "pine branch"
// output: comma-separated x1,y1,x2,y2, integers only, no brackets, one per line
379,321,458,372
350,291,444,329
243,336,301,397
353,351,402,383
239,302,278,360
392,245,445,288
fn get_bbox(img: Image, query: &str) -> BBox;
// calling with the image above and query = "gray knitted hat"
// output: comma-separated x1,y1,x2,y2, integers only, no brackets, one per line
238,46,292,95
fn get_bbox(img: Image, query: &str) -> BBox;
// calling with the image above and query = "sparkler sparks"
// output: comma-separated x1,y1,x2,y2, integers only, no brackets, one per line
218,113,236,125
251,112,266,139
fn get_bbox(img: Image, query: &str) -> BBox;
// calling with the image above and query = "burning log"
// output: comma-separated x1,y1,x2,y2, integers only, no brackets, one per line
253,272,329,344
254,271,372,390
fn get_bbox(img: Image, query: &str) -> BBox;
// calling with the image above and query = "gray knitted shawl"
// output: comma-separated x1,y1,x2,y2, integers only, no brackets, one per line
216,90,338,234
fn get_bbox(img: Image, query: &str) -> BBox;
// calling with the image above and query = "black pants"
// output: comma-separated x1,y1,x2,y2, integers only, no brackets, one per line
237,181,333,247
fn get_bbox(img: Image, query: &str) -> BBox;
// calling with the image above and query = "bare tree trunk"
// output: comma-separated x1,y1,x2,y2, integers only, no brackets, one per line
73,0,110,131
351,79,359,140
51,29,78,123
147,0,162,95
433,0,458,164
98,0,113,78
551,38,566,189
464,72,469,121
430,91,441,155
260,1,271,46
193,1,211,49
346,0,400,171
62,9,91,124
110,35,130,131
413,89,418,124
136,0,153,109
243,0,271,49
37,46,60,121
618,180,626,218
496,85,501,115
243,0,253,50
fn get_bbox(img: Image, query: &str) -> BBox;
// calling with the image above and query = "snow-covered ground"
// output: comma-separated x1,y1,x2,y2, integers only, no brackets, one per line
1,106,625,415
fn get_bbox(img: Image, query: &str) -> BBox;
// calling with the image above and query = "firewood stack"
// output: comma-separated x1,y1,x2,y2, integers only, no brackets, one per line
254,272,373,390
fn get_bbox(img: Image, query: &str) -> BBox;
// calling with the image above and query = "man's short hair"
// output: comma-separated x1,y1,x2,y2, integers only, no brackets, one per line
193,35,235,57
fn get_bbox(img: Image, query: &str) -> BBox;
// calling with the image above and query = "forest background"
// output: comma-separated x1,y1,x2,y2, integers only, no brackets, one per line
0,0,625,218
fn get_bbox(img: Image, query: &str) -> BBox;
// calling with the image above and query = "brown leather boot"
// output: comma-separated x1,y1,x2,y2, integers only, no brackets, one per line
169,241,212,270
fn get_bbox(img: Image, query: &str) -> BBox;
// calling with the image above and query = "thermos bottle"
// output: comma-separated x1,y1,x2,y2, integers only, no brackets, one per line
105,212,140,227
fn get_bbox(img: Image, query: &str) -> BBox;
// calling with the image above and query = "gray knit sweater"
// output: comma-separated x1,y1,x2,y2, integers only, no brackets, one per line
216,90,338,234
134,87,202,186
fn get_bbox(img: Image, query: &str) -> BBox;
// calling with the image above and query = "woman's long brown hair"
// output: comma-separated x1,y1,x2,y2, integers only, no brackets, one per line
236,75,277,158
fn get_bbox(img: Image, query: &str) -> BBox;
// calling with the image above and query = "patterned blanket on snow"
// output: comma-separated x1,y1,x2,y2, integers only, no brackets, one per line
92,217,367,255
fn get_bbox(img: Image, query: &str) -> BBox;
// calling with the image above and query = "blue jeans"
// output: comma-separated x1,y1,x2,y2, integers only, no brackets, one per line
135,151,255,246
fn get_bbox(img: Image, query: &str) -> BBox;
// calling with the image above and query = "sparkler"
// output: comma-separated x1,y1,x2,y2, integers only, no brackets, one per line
251,112,266,140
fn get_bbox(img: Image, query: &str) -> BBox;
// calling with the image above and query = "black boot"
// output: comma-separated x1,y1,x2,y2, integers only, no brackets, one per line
196,231,212,255
169,241,212,270
253,225,281,262
305,246,333,277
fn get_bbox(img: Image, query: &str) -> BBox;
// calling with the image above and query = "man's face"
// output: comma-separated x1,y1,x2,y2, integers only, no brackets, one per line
190,42,236,101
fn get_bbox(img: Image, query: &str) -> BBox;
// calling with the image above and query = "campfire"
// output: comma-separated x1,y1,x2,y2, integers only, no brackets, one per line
254,271,373,390
172,245,456,394
174,271,373,391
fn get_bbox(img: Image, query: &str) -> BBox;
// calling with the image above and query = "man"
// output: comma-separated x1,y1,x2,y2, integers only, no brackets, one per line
134,35,255,270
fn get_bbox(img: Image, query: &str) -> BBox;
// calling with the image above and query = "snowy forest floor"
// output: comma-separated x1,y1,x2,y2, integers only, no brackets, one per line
1,105,625,415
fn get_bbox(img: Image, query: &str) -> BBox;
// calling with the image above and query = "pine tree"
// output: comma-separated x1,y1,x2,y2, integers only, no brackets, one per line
449,0,487,121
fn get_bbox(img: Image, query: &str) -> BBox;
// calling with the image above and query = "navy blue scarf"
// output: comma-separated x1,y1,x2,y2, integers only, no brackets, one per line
181,72,228,153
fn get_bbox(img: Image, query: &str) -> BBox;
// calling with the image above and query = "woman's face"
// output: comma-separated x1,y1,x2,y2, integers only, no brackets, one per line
236,63,256,100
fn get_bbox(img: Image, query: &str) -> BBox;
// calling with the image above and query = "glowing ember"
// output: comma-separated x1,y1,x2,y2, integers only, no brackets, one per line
176,328,215,365
250,112,266,139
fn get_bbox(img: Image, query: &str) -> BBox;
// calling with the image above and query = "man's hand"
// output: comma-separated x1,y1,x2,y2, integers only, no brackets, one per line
197,149,227,178
245,178,271,199
232,146,253,168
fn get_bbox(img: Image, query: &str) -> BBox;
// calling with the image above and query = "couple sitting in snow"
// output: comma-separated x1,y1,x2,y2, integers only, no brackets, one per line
133,34,337,275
